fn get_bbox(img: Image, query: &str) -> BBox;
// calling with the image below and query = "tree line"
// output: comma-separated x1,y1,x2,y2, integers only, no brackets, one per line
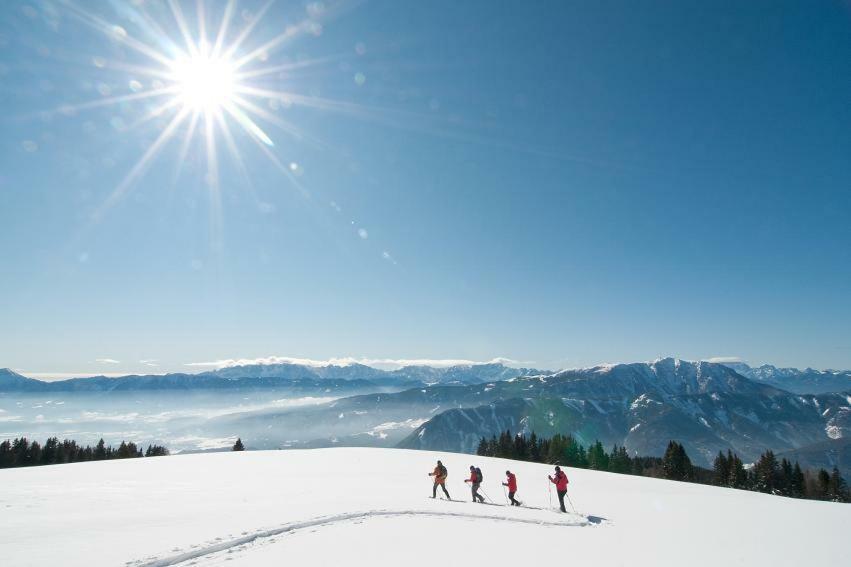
0,437,169,469
476,431,849,503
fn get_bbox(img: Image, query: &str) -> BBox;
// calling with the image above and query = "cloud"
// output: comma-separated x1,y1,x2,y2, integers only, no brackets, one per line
185,356,525,371
95,358,121,364
703,356,743,364
139,359,159,367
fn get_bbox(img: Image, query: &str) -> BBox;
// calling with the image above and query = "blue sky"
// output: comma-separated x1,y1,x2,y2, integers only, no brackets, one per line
1,0,850,377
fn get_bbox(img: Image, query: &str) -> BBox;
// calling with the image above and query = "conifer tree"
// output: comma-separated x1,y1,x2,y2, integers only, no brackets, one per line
816,468,831,500
528,432,541,462
779,458,793,496
662,441,694,481
233,438,245,451
94,439,107,460
713,451,730,486
828,467,848,503
587,440,609,471
12,437,30,465
753,450,779,494
513,432,528,461
0,439,12,468
790,462,805,498
476,437,489,456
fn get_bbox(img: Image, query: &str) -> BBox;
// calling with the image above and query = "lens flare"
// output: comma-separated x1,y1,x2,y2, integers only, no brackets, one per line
170,54,236,113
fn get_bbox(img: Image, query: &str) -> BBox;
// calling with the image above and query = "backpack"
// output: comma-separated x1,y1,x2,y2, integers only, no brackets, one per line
438,464,447,478
475,467,483,483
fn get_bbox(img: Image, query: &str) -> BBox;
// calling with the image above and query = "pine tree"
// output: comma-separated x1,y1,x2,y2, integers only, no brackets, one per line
476,437,489,456
790,462,805,498
528,432,541,462
12,437,30,465
233,438,245,451
513,433,528,461
753,450,779,494
662,441,694,482
816,469,831,500
587,440,609,471
828,467,848,503
94,439,107,460
728,453,748,489
608,445,632,474
713,451,730,486
779,458,793,496
631,454,645,476
0,439,12,468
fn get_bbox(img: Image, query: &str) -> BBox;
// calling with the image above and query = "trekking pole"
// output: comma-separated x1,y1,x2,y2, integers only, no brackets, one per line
547,481,553,509
565,491,577,514
480,488,493,503
502,484,508,504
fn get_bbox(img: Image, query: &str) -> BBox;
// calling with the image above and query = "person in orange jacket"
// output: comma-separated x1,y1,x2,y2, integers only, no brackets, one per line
428,459,450,499
503,470,520,506
548,465,569,512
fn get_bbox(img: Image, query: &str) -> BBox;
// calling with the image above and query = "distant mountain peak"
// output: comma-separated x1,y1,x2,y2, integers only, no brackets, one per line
0,368,25,377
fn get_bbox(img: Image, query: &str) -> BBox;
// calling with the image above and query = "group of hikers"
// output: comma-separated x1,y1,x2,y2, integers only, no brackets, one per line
428,459,571,513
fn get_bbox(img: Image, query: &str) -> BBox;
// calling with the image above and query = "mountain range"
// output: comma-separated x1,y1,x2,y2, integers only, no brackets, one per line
398,359,851,471
2,359,849,475
720,362,851,394
0,362,545,392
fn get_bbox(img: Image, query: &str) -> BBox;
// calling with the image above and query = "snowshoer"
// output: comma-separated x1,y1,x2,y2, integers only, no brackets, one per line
465,465,485,503
548,465,569,512
503,470,520,506
428,459,450,499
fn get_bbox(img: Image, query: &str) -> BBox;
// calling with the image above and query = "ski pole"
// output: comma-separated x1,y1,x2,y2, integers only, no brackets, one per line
547,481,553,509
502,484,508,504
480,488,493,503
565,491,577,514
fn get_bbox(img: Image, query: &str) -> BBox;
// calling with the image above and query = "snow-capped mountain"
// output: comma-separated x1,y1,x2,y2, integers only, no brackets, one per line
0,368,43,389
722,362,851,394
0,362,541,392
398,359,851,471
0,368,393,393
1,448,847,567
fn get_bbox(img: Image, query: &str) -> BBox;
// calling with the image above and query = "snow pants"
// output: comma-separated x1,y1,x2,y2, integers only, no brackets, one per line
557,489,567,512
508,490,520,506
433,482,450,499
471,482,485,502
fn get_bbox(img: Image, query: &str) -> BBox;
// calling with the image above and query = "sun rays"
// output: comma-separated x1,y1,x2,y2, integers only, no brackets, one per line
57,0,339,220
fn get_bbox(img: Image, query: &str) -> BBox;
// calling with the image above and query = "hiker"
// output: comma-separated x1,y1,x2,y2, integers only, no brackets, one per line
465,465,485,503
428,459,450,499
548,465,569,512
503,470,520,506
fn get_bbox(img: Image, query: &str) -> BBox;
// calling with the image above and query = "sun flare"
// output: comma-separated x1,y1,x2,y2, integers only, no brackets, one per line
57,0,335,218
170,54,237,113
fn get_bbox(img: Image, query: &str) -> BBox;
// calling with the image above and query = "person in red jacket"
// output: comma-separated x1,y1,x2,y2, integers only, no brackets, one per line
548,465,569,512
502,470,520,506
464,465,485,503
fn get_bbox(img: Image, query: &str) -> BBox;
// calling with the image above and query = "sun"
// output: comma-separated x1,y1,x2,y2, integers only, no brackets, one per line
170,54,236,113
60,1,338,219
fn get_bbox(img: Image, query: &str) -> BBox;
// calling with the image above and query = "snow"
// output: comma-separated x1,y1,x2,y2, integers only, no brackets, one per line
1,448,848,567
825,425,842,439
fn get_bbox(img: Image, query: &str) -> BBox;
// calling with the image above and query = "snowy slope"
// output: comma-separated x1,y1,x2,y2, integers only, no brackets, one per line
1,448,847,566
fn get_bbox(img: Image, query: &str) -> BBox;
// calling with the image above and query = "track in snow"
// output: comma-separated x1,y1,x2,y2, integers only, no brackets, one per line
134,508,593,567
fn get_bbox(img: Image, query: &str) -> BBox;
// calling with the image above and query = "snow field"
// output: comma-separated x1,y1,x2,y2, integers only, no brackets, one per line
1,447,848,566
